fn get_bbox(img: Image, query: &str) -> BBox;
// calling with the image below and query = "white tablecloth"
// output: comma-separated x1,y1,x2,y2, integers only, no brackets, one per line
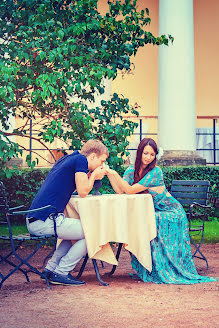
64,193,156,272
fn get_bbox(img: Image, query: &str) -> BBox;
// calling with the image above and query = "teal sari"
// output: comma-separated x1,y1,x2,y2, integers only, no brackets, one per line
123,166,217,284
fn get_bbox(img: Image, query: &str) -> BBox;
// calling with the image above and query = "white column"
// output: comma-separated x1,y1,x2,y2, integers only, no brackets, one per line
158,0,196,151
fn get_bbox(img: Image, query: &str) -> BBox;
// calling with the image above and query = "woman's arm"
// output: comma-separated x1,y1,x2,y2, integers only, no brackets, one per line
106,169,148,195
106,170,124,194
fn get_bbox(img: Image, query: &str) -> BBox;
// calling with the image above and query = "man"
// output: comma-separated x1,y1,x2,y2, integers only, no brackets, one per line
27,139,108,286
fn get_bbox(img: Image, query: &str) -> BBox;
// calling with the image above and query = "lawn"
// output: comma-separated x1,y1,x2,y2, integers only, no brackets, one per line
0,219,218,244
190,219,219,243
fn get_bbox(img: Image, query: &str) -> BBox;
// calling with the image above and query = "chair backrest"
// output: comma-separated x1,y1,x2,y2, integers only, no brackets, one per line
0,182,9,221
170,180,210,206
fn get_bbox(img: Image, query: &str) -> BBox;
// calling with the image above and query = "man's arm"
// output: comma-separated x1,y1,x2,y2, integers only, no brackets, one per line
75,167,106,198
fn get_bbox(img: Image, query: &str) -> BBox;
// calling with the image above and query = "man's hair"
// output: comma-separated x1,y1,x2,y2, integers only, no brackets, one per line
80,139,109,157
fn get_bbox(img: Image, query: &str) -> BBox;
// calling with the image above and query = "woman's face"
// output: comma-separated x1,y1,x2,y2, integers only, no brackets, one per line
141,145,156,167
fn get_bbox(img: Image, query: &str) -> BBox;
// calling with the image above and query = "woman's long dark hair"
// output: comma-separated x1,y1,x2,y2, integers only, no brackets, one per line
133,138,158,184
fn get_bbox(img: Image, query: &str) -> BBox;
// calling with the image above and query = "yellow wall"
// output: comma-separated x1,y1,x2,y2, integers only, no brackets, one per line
194,0,219,118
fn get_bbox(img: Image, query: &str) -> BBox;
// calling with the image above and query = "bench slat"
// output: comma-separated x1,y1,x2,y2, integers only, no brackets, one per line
170,192,208,199
171,180,210,186
176,199,207,205
171,185,209,192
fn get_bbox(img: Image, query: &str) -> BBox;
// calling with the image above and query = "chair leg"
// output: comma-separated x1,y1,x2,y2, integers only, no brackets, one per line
107,243,123,276
0,240,36,287
75,254,89,279
0,240,51,289
43,275,51,289
75,255,109,286
92,259,109,286
100,261,104,268
0,260,31,289
0,254,30,282
0,241,25,265
190,235,208,269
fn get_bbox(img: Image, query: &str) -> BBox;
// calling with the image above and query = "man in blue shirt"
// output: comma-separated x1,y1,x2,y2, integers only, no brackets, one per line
27,139,108,286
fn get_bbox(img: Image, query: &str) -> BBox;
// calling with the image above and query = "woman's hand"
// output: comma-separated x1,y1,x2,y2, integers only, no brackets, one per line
105,168,116,176
92,166,107,180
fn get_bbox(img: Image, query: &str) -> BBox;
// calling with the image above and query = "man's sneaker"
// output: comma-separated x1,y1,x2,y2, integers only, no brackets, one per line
41,268,53,280
49,272,85,286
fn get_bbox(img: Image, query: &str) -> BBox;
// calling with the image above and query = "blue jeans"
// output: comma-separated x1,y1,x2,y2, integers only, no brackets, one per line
27,214,87,275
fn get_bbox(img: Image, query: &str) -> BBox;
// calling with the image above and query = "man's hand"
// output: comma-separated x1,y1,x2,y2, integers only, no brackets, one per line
92,166,107,180
76,168,106,198
87,170,92,179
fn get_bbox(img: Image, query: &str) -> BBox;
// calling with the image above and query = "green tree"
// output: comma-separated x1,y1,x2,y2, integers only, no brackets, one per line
0,0,173,173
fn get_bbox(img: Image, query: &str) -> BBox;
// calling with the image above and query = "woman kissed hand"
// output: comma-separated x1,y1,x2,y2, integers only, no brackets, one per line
92,166,108,180
105,168,117,176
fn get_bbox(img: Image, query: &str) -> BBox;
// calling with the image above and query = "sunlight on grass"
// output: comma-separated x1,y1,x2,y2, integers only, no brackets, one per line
0,225,28,235
189,220,219,243
0,220,218,244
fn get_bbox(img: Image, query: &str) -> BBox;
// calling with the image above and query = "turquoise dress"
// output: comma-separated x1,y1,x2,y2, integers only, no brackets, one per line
123,166,217,284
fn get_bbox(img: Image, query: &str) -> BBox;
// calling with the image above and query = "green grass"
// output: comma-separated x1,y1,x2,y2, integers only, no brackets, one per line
0,224,28,236
190,219,219,244
0,220,218,244
0,224,29,248
0,224,55,248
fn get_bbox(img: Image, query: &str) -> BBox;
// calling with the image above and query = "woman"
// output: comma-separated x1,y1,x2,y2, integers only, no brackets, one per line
106,138,217,284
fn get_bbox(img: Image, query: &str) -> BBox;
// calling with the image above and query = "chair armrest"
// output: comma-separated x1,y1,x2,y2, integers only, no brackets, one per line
189,202,212,226
9,205,58,216
8,205,58,239
9,205,25,211
189,203,212,217
191,202,212,210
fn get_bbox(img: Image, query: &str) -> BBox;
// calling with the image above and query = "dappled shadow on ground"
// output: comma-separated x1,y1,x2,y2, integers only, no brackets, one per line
0,244,218,328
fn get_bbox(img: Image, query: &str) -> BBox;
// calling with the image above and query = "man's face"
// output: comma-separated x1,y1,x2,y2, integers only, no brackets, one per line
88,153,108,171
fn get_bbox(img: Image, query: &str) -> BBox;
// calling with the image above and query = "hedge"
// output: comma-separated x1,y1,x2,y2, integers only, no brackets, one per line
162,166,218,195
0,168,50,209
0,165,218,223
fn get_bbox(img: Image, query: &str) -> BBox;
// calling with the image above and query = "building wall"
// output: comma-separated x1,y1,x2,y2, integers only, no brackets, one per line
103,0,219,122
194,0,219,121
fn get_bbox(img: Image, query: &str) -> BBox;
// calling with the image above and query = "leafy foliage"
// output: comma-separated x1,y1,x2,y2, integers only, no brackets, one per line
0,165,218,223
0,0,172,170
162,166,219,198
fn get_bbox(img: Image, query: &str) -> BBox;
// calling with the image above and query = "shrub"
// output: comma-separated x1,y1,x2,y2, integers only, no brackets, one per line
0,165,218,223
162,166,218,197
0,168,49,210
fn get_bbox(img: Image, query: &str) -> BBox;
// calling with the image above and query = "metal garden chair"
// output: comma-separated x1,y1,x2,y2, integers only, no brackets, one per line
170,180,211,269
0,181,58,289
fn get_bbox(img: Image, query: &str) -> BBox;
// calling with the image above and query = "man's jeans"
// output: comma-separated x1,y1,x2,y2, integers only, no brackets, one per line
27,214,87,276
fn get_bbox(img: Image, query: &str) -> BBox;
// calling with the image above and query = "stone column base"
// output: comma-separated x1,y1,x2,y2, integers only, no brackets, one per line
158,150,206,166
